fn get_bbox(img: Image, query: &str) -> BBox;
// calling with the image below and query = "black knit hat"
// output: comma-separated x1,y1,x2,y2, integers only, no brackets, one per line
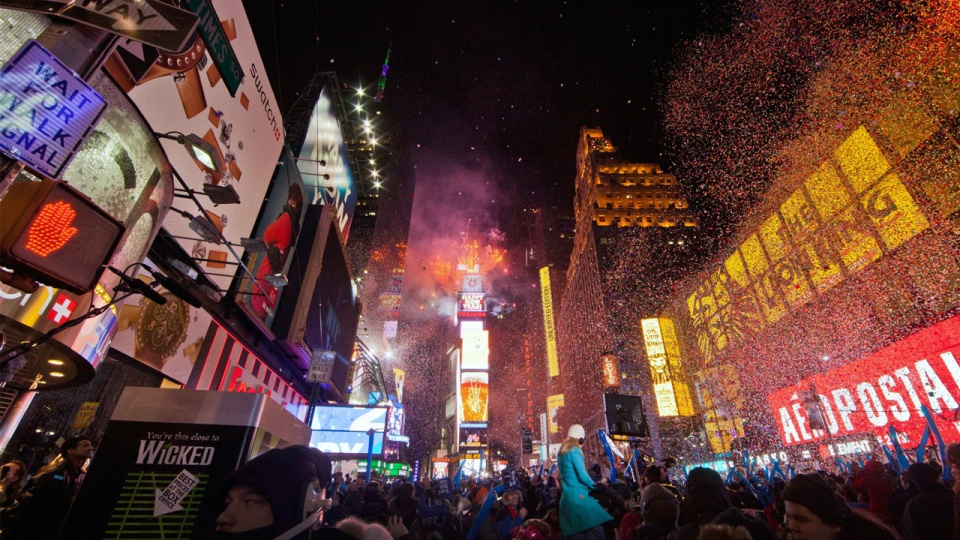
782,473,851,526
219,446,331,531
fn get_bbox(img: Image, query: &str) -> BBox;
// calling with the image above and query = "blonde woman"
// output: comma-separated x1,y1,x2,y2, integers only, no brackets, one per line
557,425,612,539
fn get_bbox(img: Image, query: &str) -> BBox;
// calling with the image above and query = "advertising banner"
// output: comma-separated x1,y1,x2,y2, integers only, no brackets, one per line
686,127,930,364
186,321,309,421
767,314,960,446
65,419,250,539
236,146,307,327
461,330,490,370
459,292,485,312
61,388,310,539
110,263,213,385
297,84,358,241
601,354,619,387
540,267,559,377
547,394,564,433
642,318,679,417
104,0,285,292
308,405,388,458
460,371,489,425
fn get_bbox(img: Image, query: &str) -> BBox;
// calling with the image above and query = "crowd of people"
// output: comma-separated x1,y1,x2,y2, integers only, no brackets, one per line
1,427,959,539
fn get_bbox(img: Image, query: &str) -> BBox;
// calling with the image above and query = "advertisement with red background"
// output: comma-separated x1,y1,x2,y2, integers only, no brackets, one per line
767,315,960,447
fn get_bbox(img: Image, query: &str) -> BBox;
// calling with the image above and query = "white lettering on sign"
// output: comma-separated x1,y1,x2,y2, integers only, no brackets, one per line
154,469,200,517
308,350,336,383
768,315,960,446
0,40,108,178
136,439,215,466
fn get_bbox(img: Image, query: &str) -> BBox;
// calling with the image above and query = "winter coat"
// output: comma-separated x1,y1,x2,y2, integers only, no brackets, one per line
848,460,894,523
2,459,83,540
495,504,525,539
903,485,955,540
557,446,613,535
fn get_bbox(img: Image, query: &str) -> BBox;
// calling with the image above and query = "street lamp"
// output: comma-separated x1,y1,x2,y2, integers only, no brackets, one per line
154,131,225,172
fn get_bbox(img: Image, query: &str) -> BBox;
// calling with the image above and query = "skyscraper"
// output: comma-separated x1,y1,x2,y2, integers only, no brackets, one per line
554,127,700,457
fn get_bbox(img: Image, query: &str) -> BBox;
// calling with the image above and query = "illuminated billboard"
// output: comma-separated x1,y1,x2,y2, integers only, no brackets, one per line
601,354,619,388
186,321,309,421
686,126,930,364
273,205,359,395
236,145,307,327
297,83,358,242
659,318,695,416
104,0,285,291
459,292,485,312
460,320,484,337
767,314,960,447
309,405,388,458
459,427,488,448
461,330,490,370
111,262,213,384
462,275,483,292
642,318,679,417
459,371,489,425
547,394,564,433
540,267,560,377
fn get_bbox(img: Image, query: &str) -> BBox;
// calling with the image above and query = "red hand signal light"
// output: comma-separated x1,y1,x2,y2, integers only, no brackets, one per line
25,201,80,257
0,178,124,293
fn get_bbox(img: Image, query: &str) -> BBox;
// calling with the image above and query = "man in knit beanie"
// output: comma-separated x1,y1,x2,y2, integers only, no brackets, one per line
781,473,849,540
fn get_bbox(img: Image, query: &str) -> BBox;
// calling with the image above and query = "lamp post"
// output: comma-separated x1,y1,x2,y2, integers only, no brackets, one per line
366,428,376,483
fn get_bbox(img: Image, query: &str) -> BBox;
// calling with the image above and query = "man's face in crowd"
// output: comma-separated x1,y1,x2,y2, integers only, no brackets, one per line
504,492,520,507
217,486,274,533
68,440,95,461
2,462,23,485
784,501,841,540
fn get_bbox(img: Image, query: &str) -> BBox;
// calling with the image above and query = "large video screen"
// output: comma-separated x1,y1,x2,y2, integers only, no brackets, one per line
309,405,388,458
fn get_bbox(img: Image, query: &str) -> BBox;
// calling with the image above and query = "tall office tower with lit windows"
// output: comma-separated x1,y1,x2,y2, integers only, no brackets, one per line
553,127,702,459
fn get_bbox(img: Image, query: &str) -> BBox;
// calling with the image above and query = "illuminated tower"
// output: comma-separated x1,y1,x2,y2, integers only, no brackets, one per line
554,127,701,458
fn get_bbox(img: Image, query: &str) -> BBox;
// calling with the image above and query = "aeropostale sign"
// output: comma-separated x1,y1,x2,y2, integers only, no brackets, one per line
768,315,960,446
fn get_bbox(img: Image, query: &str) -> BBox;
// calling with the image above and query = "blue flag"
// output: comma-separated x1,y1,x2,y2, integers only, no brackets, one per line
889,425,911,471
465,484,505,540
920,405,951,482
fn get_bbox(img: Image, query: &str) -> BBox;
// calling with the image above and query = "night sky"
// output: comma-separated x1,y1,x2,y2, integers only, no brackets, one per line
243,1,734,218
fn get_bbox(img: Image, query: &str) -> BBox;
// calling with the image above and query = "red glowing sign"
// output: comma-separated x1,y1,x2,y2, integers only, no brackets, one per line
459,292,485,312
0,179,123,293
26,201,80,257
767,315,960,447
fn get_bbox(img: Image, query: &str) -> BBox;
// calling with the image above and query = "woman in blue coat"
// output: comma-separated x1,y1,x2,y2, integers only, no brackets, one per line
557,424,612,539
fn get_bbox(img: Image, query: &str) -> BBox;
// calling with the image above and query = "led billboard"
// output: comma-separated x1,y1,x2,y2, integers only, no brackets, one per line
461,330,490,370
459,371,489,425
459,292,485,312
540,267,559,377
686,127,930,364
309,405,388,458
767,314,960,447
297,84,358,242
547,394,564,433
642,318,679,417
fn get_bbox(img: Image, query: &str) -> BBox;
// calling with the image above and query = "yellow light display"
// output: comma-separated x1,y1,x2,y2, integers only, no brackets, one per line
547,394,564,433
660,317,695,417
540,267,560,377
641,318,679,417
686,126,930,363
